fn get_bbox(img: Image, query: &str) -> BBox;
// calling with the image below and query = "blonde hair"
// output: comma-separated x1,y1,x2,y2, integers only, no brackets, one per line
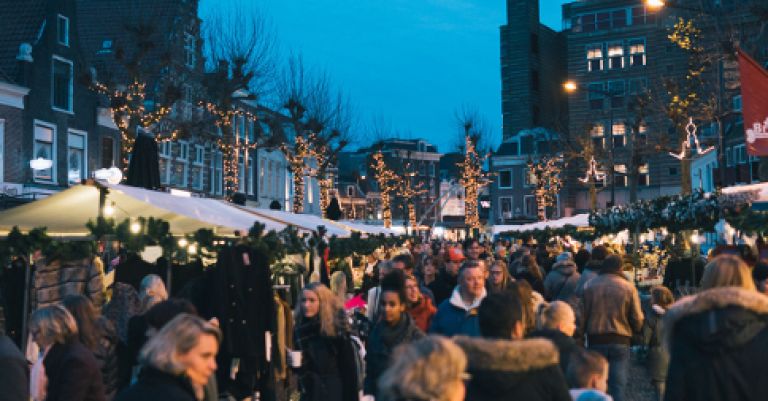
295,282,346,338
537,301,575,331
330,271,347,299
30,305,78,346
139,313,221,375
378,336,467,401
139,274,168,313
701,255,755,291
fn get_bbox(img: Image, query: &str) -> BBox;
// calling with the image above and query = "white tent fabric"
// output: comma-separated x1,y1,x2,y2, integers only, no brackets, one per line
491,213,590,235
237,206,350,237
0,184,286,236
722,182,768,201
331,220,397,236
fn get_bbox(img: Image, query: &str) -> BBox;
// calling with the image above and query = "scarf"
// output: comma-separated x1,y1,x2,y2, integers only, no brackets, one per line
295,316,322,350
371,313,419,348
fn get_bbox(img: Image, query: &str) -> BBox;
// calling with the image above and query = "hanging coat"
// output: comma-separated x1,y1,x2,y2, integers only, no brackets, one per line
210,244,275,361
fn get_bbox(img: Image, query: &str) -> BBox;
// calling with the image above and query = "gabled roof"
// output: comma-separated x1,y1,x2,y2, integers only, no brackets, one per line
0,0,47,83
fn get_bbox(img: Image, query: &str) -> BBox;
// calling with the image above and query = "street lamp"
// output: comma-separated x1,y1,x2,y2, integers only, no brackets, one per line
564,80,619,208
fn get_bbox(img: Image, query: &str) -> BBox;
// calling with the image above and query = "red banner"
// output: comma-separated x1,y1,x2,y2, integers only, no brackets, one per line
739,50,768,156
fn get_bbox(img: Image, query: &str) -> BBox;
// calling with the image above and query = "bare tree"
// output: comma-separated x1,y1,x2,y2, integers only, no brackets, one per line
454,105,493,154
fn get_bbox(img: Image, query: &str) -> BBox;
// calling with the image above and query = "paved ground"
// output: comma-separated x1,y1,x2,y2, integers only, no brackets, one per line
626,353,658,401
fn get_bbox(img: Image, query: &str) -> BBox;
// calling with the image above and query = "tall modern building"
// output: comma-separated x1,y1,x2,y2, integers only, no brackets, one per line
500,0,567,140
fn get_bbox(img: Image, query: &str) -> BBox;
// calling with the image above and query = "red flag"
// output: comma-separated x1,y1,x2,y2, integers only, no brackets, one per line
738,50,768,156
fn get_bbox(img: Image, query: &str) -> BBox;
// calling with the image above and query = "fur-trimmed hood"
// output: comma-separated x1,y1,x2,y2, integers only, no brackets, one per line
454,336,559,372
552,260,577,276
664,287,768,350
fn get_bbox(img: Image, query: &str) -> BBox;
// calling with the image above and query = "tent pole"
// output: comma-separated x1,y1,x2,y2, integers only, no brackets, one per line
98,187,107,218
20,253,32,354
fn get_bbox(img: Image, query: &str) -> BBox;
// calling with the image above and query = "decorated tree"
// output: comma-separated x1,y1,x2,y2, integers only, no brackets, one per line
527,156,563,221
457,134,490,231
397,161,426,232
371,150,398,228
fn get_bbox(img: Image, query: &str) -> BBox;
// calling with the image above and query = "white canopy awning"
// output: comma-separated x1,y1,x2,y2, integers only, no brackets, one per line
237,206,351,237
492,213,590,235
0,183,286,236
331,220,397,236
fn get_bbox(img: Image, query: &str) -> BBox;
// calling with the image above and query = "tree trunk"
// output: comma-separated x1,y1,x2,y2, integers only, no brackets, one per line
680,158,692,195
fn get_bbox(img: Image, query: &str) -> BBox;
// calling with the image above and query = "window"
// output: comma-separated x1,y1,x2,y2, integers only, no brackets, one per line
608,43,624,69
52,57,73,112
237,155,246,193
184,32,196,68
250,156,257,196
67,131,86,185
639,163,650,186
628,78,647,95
498,170,513,188
159,142,172,185
194,145,205,166
500,197,513,219
523,195,537,217
596,12,611,30
160,141,172,157
669,167,678,176
629,39,646,67
347,186,355,197
612,9,627,28
612,122,626,147
591,123,605,149
210,151,223,195
259,158,265,194
57,15,69,46
33,122,55,182
614,164,627,187
175,141,189,187
524,168,535,187
581,14,596,33
608,81,625,109
587,45,603,72
637,123,648,145
588,83,605,110
101,137,114,168
631,6,656,26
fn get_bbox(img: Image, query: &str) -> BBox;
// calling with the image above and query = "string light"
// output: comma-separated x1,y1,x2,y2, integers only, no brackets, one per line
457,135,492,230
670,118,714,160
527,156,563,221
371,151,398,228
398,165,426,231
130,221,141,234
579,156,606,183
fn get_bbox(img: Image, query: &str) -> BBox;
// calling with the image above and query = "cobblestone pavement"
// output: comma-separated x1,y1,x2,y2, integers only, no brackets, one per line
626,354,657,401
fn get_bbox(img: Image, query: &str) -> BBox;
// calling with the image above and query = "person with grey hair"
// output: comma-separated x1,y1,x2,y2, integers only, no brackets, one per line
115,314,221,401
429,260,487,337
530,301,577,373
378,336,467,401
29,304,105,401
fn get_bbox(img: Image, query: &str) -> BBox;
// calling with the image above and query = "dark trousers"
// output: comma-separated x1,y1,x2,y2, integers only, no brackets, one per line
589,343,630,401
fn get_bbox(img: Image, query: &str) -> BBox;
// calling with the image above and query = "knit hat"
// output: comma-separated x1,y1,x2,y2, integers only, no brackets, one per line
447,247,466,262
556,252,573,263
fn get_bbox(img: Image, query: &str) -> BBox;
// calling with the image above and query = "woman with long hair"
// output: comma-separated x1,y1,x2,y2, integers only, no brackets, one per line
29,305,105,401
664,255,768,401
365,270,424,398
115,314,221,401
486,260,513,294
378,336,467,401
293,282,359,401
63,295,120,400
514,255,546,295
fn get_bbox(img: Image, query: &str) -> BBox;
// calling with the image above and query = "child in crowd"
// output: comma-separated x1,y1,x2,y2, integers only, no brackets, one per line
566,349,613,401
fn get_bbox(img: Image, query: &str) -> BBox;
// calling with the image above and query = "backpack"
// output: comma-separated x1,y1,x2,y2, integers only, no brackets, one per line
348,335,366,391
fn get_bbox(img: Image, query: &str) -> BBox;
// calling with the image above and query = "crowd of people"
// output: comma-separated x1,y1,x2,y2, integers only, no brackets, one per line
2,237,768,401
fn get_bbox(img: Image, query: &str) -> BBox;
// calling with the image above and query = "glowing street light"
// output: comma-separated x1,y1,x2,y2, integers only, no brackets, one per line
562,80,578,93
645,0,665,10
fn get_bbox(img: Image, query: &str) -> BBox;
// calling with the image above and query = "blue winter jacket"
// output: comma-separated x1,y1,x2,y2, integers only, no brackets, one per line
428,287,485,337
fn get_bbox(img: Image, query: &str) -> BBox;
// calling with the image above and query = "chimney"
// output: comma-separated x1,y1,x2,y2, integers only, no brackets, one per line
15,42,34,86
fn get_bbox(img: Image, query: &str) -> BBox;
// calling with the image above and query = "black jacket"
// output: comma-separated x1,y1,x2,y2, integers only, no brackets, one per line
44,341,106,401
430,269,457,306
664,287,768,401
210,245,274,359
0,335,28,401
364,313,424,396
294,319,359,401
455,336,571,401
114,367,196,401
528,329,577,374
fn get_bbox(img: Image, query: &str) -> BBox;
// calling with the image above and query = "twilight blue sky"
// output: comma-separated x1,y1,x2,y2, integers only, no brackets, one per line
199,0,571,153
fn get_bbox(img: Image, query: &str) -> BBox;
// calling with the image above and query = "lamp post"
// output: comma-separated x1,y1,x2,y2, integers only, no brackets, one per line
564,80,618,208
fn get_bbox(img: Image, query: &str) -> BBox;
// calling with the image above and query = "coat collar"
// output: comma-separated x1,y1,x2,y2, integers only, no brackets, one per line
663,287,768,346
449,287,486,311
454,336,559,372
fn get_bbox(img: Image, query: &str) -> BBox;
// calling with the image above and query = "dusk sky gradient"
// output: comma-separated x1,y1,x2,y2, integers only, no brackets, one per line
199,0,572,153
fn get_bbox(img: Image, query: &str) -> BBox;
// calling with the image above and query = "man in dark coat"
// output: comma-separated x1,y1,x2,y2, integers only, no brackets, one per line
544,252,581,302
455,291,571,401
430,247,464,305
664,286,768,401
0,330,28,401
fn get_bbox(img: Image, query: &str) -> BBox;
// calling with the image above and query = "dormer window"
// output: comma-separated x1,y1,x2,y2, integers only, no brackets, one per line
57,15,69,46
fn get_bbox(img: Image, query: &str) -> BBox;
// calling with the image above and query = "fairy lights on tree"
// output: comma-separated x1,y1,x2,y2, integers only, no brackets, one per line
457,135,491,231
527,156,563,221
398,162,426,232
371,150,398,228
281,134,317,214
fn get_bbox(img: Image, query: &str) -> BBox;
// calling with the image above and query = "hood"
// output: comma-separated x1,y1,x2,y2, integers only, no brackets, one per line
664,287,768,351
449,286,486,312
553,260,578,275
454,337,559,395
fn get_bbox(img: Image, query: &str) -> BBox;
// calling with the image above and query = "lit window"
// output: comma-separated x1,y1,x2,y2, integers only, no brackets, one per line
615,164,627,187
587,45,604,72
591,124,605,149
612,122,626,147
184,32,196,68
52,57,73,112
639,163,650,186
629,39,646,66
67,131,86,185
57,15,69,46
34,123,55,182
608,44,624,69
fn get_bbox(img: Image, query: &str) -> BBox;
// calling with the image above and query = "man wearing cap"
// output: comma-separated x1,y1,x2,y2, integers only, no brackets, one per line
429,260,487,337
544,251,581,302
431,247,464,305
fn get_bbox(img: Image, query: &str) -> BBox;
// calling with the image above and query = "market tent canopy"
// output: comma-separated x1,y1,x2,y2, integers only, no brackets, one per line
331,220,397,236
722,183,768,210
0,183,286,236
237,206,351,237
492,214,590,235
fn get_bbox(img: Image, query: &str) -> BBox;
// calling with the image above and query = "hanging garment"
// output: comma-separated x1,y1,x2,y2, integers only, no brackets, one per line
2,257,28,345
32,256,104,310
